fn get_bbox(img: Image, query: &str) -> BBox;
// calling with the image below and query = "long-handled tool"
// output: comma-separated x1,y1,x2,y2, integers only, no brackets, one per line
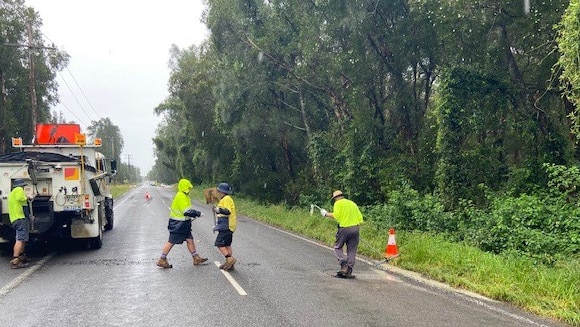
308,204,392,266
309,204,323,216
28,198,38,233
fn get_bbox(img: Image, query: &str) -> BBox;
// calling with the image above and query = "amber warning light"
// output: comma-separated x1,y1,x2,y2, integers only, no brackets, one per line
12,137,23,147
74,133,86,145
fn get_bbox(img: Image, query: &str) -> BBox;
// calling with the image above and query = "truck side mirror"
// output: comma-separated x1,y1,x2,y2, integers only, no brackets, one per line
110,159,117,175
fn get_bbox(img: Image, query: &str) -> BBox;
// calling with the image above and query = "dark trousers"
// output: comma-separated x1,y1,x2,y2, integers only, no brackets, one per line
333,225,360,271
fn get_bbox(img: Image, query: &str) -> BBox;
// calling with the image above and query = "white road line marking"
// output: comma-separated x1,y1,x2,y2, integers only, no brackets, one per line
214,261,247,296
0,253,55,297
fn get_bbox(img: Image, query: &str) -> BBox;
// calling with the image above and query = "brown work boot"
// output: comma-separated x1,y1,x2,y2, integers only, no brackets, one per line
10,257,28,270
19,254,30,264
336,265,348,277
220,256,236,270
219,262,235,271
156,257,172,268
193,254,208,265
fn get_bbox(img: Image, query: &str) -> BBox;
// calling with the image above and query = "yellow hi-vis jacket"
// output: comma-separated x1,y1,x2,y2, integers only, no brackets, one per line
169,179,193,221
8,186,28,223
332,198,363,228
216,195,236,232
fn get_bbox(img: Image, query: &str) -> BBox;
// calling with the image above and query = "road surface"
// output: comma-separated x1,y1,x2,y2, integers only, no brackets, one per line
0,184,569,327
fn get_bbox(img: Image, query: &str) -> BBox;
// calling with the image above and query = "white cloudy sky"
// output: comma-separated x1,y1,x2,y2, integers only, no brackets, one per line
24,0,209,174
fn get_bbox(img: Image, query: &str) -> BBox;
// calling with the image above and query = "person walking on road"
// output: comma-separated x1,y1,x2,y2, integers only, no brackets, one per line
320,190,363,278
8,179,32,269
157,178,208,268
213,183,237,271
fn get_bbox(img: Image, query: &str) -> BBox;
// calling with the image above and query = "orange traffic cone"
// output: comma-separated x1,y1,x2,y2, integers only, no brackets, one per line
384,228,399,260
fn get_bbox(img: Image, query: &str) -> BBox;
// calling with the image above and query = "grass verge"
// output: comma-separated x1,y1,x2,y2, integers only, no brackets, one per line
110,183,134,199
189,187,579,326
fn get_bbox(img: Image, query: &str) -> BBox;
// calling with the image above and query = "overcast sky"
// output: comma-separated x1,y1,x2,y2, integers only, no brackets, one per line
24,0,209,174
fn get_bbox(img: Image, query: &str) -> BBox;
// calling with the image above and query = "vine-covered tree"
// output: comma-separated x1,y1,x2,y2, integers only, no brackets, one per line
556,0,580,141
152,0,574,207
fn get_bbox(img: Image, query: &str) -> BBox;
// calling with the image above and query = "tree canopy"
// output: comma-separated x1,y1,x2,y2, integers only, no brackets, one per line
147,0,575,208
1,1,127,178
1,0,70,151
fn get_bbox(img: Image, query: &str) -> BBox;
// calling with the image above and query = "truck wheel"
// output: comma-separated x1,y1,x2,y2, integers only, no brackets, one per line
104,197,114,231
88,213,103,249
88,235,102,249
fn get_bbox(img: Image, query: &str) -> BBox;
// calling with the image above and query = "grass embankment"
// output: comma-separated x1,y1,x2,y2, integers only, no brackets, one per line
188,186,579,326
110,183,134,198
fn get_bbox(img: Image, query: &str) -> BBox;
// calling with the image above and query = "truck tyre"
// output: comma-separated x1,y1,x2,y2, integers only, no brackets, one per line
88,211,103,250
104,197,114,231
89,234,103,249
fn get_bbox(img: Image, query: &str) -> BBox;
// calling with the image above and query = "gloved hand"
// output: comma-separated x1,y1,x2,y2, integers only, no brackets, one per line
184,209,202,218
320,209,327,217
214,206,231,215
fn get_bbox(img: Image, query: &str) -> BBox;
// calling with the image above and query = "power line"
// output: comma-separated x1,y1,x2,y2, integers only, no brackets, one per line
1,42,56,50
63,66,102,119
57,70,99,123
54,101,89,126
37,30,102,124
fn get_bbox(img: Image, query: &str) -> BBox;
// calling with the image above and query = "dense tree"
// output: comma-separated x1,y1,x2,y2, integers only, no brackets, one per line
0,0,68,151
556,0,580,141
85,118,133,181
86,117,124,163
151,0,575,208
147,118,180,183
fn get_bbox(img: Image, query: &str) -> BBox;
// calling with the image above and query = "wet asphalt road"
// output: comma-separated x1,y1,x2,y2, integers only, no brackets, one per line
0,184,571,327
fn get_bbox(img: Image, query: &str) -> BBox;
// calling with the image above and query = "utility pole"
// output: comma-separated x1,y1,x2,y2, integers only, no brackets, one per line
27,22,37,134
1,22,56,140
0,70,6,153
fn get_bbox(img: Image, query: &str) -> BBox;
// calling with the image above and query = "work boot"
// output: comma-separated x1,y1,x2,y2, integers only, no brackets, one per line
220,256,236,270
156,257,172,268
336,265,348,277
220,261,235,271
10,257,28,270
193,254,208,265
19,254,30,264
344,267,353,278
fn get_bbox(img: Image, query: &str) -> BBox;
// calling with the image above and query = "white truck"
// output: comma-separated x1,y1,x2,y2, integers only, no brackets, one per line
0,124,116,249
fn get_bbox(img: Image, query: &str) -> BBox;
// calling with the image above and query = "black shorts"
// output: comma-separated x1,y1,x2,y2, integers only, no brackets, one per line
214,230,233,247
167,219,193,244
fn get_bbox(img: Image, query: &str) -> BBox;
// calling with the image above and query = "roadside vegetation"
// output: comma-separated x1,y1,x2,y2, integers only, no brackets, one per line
190,186,579,326
110,184,134,199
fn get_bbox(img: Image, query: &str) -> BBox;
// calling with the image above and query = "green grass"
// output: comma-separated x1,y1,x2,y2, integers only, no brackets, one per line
187,186,580,326
109,183,134,199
